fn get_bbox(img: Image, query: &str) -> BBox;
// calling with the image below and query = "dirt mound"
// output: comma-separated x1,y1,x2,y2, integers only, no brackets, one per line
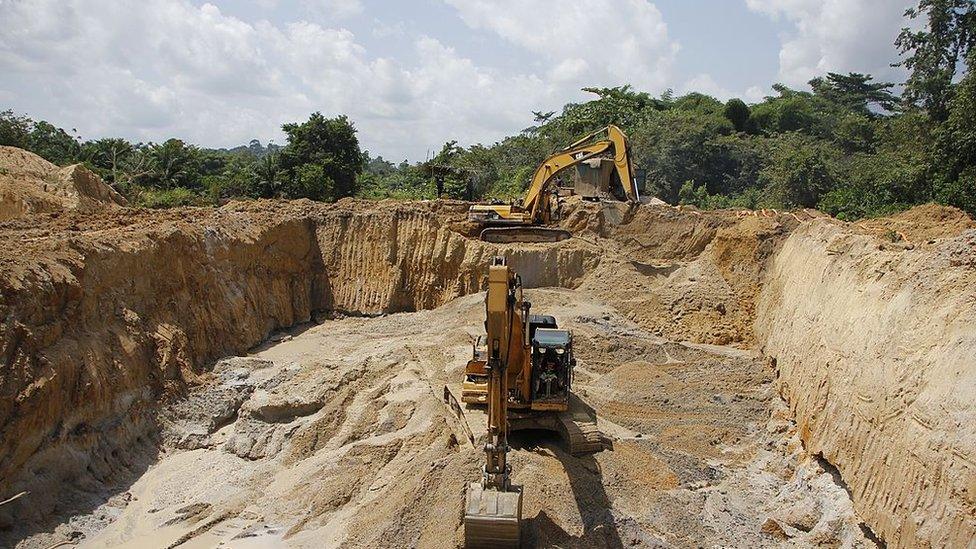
0,146,126,221
579,208,797,346
855,203,975,243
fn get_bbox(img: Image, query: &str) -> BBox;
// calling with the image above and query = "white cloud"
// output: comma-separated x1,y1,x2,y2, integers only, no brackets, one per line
678,74,770,104
443,0,679,92
303,0,363,20
680,74,735,101
0,0,561,160
746,0,911,87
0,0,683,161
743,86,767,103
371,19,407,39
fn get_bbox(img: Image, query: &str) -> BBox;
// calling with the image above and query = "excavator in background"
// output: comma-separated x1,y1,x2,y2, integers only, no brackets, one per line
468,125,641,243
446,257,604,548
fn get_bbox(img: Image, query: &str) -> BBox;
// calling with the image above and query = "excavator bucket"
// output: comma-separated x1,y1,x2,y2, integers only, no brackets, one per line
479,226,571,244
464,482,522,548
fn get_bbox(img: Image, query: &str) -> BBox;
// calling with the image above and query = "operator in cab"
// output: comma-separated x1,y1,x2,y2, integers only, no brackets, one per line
536,350,564,398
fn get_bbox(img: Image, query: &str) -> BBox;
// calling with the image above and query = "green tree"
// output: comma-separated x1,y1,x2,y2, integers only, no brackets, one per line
932,50,976,214
723,98,751,132
833,114,878,154
632,109,735,201
749,85,823,135
0,110,31,149
425,141,473,199
809,72,898,115
252,152,285,198
142,139,202,190
673,93,724,114
896,0,976,120
760,133,841,208
283,163,335,201
27,120,81,164
81,138,138,185
205,154,261,201
541,85,666,143
280,112,365,200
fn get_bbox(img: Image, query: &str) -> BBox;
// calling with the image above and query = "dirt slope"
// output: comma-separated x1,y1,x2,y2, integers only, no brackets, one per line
756,218,976,547
0,146,126,220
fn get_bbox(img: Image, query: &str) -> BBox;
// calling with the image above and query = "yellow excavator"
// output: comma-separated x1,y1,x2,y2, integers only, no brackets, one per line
468,125,641,243
446,257,604,548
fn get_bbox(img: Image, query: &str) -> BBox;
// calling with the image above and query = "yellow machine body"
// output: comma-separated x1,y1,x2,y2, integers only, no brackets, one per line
467,125,640,243
457,258,600,548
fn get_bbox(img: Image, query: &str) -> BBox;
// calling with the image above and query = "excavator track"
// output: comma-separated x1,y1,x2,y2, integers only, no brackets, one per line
479,226,571,244
444,384,608,456
557,414,606,455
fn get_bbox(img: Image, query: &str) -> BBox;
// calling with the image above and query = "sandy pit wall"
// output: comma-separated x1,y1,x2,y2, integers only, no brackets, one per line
756,220,976,547
0,200,599,524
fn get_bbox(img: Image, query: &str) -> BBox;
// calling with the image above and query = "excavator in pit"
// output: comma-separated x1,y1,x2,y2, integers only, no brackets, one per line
443,257,605,548
468,124,641,243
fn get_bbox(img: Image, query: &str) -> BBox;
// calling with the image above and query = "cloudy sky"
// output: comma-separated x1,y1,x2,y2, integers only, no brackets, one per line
0,0,914,161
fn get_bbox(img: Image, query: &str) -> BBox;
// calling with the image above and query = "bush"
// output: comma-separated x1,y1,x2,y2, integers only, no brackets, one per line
136,187,204,208
282,163,335,201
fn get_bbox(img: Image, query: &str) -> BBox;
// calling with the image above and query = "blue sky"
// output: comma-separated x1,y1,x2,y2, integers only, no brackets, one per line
0,0,913,160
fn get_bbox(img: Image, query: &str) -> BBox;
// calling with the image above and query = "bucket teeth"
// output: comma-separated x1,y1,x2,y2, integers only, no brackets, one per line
464,483,522,548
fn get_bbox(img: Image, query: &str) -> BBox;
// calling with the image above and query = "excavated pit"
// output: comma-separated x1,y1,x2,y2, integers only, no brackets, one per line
0,196,973,548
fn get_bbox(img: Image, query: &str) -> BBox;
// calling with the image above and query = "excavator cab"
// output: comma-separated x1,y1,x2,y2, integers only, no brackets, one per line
529,329,573,408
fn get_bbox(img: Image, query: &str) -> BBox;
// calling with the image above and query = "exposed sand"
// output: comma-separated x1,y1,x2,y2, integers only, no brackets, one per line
28,289,871,548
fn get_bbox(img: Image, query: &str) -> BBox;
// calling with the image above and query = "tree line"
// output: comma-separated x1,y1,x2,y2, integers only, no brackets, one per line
0,111,363,208
1,0,973,218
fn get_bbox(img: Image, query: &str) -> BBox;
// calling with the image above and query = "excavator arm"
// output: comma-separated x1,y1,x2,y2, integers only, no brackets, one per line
521,124,640,223
464,257,524,548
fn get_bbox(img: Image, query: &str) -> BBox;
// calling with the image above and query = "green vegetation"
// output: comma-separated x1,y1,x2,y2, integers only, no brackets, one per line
0,111,364,208
1,1,973,218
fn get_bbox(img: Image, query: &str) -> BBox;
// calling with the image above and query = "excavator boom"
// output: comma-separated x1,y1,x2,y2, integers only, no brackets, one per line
471,125,639,243
522,124,640,217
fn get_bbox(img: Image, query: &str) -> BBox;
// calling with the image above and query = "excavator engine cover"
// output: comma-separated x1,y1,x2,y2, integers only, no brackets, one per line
465,482,522,548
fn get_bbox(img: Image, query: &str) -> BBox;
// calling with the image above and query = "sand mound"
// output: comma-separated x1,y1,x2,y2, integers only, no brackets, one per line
0,146,127,221
855,203,975,243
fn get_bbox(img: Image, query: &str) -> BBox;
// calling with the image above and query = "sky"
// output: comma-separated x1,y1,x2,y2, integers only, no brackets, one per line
0,0,915,161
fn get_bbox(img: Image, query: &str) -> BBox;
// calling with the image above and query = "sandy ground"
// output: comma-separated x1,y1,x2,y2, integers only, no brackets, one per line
27,289,872,548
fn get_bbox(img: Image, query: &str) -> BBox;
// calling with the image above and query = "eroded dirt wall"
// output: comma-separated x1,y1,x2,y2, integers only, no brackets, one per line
310,205,600,314
756,220,976,547
0,212,322,524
